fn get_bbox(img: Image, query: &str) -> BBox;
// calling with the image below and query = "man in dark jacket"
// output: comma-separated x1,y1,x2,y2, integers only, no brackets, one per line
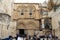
33,35,37,40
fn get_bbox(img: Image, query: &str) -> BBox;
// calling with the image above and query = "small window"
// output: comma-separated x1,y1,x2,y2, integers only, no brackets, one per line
21,13,24,15
29,13,32,15
29,9,32,15
20,9,24,15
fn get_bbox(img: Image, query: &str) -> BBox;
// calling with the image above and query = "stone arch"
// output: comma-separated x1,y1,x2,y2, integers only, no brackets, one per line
27,21,37,29
17,21,26,29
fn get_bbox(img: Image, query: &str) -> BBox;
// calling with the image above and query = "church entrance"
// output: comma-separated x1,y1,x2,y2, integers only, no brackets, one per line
19,29,25,35
17,29,26,37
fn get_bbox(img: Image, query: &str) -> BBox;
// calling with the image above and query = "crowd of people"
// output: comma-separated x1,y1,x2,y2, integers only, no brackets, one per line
1,34,41,40
1,33,58,40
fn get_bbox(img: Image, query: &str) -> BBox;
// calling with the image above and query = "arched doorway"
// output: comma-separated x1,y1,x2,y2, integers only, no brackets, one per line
16,21,37,36
16,22,26,36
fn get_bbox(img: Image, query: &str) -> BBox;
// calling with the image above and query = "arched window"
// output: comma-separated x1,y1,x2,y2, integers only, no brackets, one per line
29,9,32,15
21,9,24,15
20,9,24,15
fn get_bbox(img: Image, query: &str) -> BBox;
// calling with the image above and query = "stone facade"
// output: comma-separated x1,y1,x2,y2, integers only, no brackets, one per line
0,0,15,39
0,0,60,39
0,2,44,38
12,3,43,36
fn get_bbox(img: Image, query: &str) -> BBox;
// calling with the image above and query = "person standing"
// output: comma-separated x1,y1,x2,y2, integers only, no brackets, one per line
33,35,37,40
17,36,21,40
9,36,13,40
17,35,23,40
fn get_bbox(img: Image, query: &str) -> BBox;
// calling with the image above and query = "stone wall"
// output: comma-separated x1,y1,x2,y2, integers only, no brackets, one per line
9,21,16,37
0,21,16,38
0,0,14,16
52,13,60,39
12,3,41,20
0,0,14,38
16,19,39,36
0,14,11,38
48,7,60,39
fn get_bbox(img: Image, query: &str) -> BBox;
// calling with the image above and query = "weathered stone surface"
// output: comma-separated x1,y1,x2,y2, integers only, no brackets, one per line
0,0,60,39
49,6,60,39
